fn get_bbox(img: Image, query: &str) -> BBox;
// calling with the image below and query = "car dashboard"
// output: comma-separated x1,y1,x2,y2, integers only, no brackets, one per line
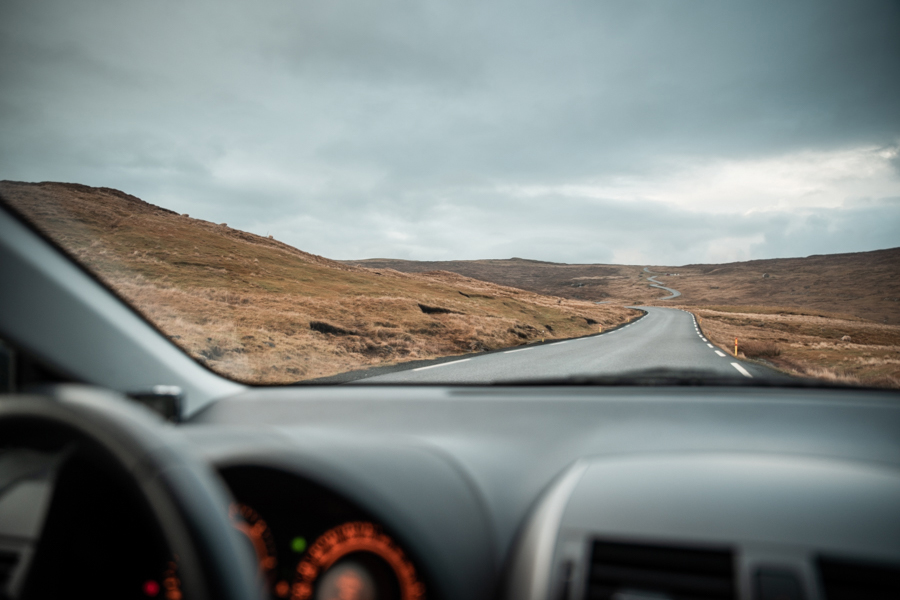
178,384,900,600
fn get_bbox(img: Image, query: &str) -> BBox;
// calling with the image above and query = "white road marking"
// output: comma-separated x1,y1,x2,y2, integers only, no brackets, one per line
707,343,714,348
506,347,533,353
715,350,726,357
731,362,753,378
413,358,471,371
702,338,707,342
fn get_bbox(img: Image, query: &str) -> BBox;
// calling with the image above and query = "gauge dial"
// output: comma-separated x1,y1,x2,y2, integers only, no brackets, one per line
291,521,425,600
230,503,279,588
141,559,182,600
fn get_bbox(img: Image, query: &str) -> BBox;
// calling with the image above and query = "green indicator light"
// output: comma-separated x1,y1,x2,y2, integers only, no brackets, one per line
291,536,307,553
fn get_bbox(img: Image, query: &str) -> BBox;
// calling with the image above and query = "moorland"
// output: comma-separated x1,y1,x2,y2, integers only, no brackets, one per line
356,251,900,387
0,181,639,383
3,180,897,387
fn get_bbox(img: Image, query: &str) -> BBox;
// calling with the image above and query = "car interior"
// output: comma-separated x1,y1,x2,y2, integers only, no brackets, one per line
1,174,900,600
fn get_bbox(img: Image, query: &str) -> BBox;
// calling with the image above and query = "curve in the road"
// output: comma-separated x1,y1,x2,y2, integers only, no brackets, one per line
643,267,681,300
356,306,785,384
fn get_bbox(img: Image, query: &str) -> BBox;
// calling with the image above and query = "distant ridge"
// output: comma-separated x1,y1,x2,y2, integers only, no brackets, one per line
348,247,900,324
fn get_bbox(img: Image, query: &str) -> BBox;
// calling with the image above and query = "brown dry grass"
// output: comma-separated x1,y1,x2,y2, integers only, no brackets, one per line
737,339,781,358
0,181,639,383
639,256,900,324
359,250,900,326
689,307,900,389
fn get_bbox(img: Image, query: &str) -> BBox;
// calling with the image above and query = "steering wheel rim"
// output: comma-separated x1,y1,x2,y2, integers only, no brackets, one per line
0,385,260,600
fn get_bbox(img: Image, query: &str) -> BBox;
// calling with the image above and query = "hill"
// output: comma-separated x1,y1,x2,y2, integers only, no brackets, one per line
351,249,900,325
346,257,632,302
351,250,900,388
0,181,639,383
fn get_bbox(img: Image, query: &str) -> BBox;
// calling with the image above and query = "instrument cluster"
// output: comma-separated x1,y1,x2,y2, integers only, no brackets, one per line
221,465,427,600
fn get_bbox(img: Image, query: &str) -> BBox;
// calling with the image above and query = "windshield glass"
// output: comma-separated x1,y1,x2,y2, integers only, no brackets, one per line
1,1,898,388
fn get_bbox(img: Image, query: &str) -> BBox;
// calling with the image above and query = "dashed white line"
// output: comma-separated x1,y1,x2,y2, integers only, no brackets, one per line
731,362,753,378
701,338,707,342
506,347,534,353
413,358,471,371
707,343,714,348
715,350,726,357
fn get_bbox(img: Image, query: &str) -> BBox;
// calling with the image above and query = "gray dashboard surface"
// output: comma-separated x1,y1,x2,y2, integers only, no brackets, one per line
185,385,900,599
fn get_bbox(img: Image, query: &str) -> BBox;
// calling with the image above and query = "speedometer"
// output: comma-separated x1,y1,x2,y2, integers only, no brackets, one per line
291,521,426,600
230,503,280,591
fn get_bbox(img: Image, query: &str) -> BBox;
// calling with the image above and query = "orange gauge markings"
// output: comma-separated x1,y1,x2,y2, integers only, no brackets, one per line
229,503,279,585
162,560,182,600
292,521,425,600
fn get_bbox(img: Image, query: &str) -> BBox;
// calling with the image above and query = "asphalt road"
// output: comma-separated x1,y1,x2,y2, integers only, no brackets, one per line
359,306,781,384
644,267,681,299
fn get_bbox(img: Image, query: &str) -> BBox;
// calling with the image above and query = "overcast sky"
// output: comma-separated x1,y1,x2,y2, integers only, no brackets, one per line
1,0,898,265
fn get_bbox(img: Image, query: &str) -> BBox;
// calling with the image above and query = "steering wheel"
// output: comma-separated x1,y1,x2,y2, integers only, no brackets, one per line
0,385,261,600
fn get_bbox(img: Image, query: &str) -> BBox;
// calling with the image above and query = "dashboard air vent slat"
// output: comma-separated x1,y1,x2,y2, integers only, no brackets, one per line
586,540,735,600
817,556,900,600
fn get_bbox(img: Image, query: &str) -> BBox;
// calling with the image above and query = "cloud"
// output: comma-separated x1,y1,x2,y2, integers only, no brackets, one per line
1,0,898,264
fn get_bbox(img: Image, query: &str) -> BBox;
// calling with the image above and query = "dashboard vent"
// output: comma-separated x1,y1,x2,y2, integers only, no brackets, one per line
0,550,18,588
586,540,735,600
817,556,900,600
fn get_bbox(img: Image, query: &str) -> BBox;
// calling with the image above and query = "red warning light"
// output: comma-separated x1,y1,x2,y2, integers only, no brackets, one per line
143,580,161,597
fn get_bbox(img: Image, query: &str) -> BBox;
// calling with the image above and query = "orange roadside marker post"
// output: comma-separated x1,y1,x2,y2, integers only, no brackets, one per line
734,338,738,357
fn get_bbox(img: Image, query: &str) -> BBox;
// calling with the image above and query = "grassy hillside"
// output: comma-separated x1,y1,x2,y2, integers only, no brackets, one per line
348,257,630,302
355,250,900,325
353,250,900,388
646,261,900,388
691,306,900,388
646,251,900,324
0,181,640,383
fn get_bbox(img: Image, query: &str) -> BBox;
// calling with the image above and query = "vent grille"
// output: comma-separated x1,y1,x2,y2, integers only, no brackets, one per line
817,556,900,600
0,550,19,588
586,540,735,600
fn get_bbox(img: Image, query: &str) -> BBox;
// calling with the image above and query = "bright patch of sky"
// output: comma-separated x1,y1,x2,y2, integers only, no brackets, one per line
499,144,900,213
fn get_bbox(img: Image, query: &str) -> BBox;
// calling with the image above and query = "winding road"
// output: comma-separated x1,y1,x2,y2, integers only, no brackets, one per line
357,306,782,384
644,267,681,299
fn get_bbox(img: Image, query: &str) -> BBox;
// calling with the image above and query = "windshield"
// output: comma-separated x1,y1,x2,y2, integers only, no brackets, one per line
1,1,898,388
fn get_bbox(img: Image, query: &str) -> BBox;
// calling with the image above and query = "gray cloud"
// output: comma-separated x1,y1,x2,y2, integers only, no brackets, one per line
1,0,898,264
